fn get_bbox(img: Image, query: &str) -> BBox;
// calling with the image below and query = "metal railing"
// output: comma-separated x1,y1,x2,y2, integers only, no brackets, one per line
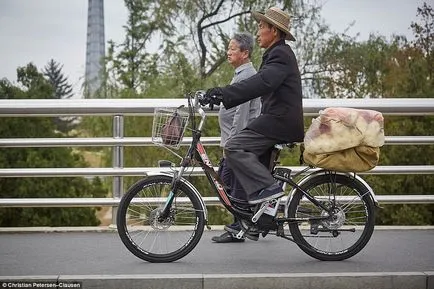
0,98,433,214
2,98,433,116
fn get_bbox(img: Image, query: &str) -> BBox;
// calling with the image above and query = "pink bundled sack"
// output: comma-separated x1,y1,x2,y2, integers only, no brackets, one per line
304,107,385,155
303,107,385,172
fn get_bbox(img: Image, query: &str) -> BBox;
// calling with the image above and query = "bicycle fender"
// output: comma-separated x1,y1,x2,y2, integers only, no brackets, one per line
145,172,208,221
285,170,380,212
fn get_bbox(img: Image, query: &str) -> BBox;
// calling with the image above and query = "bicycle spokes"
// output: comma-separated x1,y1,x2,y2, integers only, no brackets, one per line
117,176,205,262
288,174,375,261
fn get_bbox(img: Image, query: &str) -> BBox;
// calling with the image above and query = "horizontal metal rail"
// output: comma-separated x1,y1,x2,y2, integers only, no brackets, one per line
0,166,433,177
0,195,433,207
1,136,433,147
0,98,433,116
1,98,432,220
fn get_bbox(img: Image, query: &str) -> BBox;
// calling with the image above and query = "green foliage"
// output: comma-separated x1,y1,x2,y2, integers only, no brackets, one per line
315,3,433,99
104,0,181,92
376,204,434,225
105,0,340,89
43,59,73,99
42,59,77,133
410,2,434,85
0,64,107,227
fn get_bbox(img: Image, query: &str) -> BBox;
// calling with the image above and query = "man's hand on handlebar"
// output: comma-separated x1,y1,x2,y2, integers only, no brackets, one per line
198,87,223,109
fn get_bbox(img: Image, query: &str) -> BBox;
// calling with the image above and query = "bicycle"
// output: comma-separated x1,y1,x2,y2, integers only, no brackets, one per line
116,91,380,263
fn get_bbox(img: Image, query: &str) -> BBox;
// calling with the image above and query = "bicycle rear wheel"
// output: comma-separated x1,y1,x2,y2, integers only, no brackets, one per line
117,175,205,263
288,173,375,261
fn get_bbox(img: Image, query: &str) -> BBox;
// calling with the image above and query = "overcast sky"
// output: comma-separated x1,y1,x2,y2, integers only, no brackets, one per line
0,0,425,98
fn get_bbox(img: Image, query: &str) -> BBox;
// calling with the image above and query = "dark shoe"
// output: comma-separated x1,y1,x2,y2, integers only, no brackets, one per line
225,224,260,241
211,231,245,243
248,183,284,205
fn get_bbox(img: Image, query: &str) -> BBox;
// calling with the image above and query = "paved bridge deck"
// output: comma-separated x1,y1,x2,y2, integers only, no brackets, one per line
0,227,433,289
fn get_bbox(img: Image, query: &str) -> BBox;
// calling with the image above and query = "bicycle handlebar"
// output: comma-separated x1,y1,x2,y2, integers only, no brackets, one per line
185,90,223,131
194,90,206,107
189,90,207,131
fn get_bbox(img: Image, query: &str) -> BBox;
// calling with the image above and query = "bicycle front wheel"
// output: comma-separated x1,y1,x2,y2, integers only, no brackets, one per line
288,173,375,261
117,175,205,263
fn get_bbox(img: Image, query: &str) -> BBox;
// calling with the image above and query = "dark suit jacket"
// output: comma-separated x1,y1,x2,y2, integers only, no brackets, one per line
221,39,304,142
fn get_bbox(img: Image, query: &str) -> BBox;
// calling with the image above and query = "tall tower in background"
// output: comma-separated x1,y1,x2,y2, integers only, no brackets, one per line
85,0,105,98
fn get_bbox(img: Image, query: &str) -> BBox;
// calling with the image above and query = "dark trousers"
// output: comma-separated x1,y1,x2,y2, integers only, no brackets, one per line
225,129,281,196
218,158,246,224
218,158,248,201
218,150,273,224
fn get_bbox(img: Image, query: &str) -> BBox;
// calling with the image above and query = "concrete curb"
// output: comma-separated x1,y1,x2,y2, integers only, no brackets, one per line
1,272,433,289
0,225,433,233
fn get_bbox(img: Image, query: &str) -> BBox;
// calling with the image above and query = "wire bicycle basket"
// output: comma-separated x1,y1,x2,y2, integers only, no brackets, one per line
152,107,190,150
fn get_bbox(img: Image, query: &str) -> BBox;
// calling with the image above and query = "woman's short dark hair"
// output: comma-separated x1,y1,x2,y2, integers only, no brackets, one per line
232,32,254,58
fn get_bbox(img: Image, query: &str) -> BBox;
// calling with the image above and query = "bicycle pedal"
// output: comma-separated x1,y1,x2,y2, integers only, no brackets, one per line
235,230,245,239
251,201,270,222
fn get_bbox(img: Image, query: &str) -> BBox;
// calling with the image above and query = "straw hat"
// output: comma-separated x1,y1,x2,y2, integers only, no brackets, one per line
252,7,295,41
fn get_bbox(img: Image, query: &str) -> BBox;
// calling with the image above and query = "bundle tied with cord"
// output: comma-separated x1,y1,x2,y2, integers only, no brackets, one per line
303,107,385,172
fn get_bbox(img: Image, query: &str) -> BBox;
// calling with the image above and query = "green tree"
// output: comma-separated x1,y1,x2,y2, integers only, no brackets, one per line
375,2,434,225
314,2,433,100
43,59,76,133
411,2,433,85
43,59,74,99
104,0,171,93
105,0,345,95
0,64,107,226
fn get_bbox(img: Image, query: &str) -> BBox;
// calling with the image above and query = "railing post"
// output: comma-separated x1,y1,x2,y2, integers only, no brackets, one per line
111,115,124,226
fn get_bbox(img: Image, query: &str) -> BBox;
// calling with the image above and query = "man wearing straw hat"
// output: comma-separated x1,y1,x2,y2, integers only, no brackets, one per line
202,7,304,219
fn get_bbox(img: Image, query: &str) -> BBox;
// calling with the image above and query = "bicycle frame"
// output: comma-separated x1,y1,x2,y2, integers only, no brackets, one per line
194,141,254,219
158,92,379,227
160,135,253,221
193,141,344,226
160,128,330,225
